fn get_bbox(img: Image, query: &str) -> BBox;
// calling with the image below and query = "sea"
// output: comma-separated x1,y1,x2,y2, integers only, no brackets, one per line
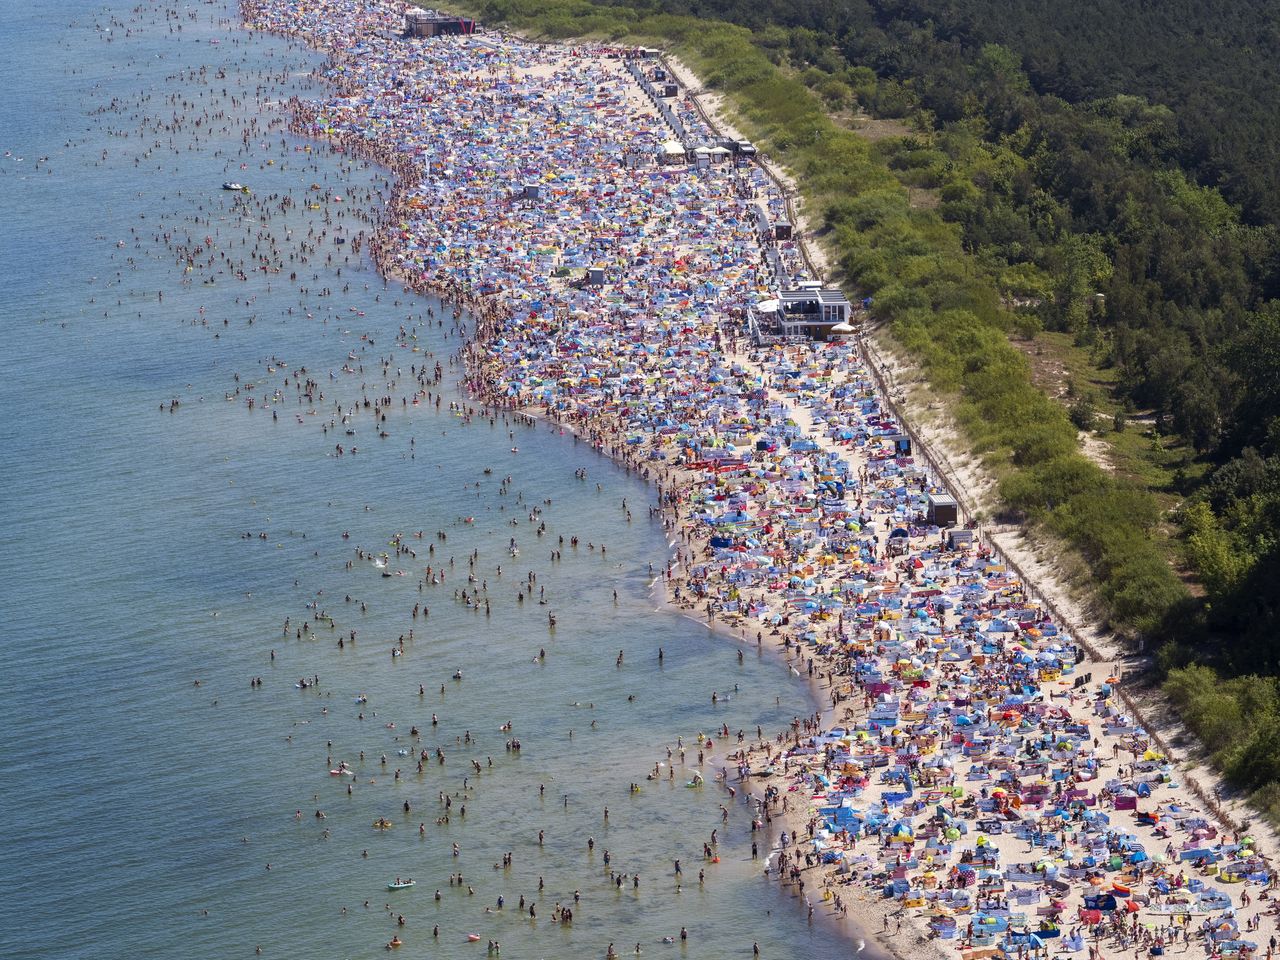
0,2,874,958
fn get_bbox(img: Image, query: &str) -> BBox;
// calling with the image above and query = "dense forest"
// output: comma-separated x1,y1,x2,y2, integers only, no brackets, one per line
673,0,1280,227
467,0,1280,812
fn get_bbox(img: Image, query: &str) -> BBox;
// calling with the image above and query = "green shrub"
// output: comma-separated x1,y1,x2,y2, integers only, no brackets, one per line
1070,393,1098,431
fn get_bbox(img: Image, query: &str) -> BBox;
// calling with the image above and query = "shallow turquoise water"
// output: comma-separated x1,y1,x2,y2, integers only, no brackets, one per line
0,3,868,958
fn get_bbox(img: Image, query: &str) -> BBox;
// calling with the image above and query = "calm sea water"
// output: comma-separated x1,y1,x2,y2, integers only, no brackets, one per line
0,2,866,958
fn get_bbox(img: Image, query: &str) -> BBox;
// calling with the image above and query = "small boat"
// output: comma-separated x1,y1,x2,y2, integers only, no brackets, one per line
221,181,249,192
388,879,416,890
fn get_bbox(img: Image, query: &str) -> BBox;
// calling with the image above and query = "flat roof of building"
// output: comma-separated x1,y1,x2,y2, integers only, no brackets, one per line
779,287,851,306
406,9,474,21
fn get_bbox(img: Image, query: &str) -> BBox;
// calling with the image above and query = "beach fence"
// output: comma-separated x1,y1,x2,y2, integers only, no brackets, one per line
625,58,687,142
628,43,1254,841
854,333,1250,833
649,53,821,284
650,47,1255,843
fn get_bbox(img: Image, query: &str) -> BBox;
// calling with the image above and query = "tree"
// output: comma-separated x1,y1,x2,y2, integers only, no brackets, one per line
1048,234,1112,334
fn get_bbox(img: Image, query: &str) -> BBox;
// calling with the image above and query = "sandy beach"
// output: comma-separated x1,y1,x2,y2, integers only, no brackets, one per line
225,2,1280,959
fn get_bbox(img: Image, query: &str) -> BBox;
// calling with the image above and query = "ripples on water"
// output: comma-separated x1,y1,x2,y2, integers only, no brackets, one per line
0,2,872,958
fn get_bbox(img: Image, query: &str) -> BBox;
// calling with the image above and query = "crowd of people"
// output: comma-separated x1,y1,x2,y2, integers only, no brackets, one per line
236,1,1278,957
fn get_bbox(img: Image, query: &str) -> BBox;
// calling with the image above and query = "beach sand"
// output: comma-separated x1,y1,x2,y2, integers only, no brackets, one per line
229,4,1280,959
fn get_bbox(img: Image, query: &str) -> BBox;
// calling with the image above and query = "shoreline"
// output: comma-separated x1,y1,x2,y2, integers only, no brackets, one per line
497,357,938,960
232,5,1278,960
